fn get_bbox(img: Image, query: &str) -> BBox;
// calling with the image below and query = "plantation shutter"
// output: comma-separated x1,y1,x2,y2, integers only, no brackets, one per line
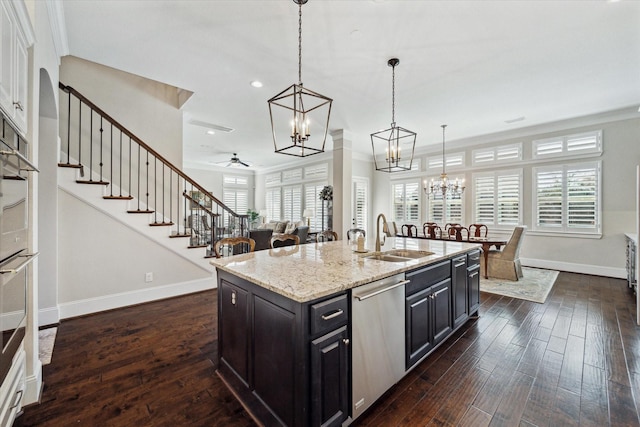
497,173,520,226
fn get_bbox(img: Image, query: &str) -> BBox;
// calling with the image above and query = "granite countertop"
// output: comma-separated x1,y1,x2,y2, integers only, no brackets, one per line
210,237,481,303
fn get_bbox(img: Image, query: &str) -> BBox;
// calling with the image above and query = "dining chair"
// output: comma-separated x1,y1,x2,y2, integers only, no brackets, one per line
346,228,366,241
423,223,442,239
444,223,462,239
401,224,417,237
485,226,526,280
270,233,300,248
468,223,489,238
214,236,256,258
317,230,339,242
452,226,470,241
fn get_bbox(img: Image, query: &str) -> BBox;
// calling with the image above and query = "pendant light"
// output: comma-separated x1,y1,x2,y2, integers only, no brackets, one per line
268,0,332,157
371,58,416,173
423,124,465,198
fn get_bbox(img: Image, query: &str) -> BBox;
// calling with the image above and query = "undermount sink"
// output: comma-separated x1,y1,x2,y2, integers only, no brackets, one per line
363,249,435,262
384,249,434,259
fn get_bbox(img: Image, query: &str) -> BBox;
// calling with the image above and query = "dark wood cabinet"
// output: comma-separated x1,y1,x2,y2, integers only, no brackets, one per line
217,270,349,427
405,260,453,370
310,326,349,427
451,255,468,328
467,249,481,315
431,280,452,346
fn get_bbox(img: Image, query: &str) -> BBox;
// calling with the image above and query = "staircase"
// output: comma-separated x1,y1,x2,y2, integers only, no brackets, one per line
57,82,249,270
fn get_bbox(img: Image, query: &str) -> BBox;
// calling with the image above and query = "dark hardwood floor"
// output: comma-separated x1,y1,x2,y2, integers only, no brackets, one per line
15,272,640,426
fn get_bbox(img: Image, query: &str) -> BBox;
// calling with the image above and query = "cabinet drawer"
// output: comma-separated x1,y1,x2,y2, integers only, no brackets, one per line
310,294,348,336
406,260,451,295
467,250,481,267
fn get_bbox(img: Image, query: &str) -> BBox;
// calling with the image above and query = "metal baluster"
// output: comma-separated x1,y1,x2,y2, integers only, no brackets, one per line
108,123,113,196
146,150,150,212
137,144,141,211
118,132,122,197
66,90,71,164
99,118,104,182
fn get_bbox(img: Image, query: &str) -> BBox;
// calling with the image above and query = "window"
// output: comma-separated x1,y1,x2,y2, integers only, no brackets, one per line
353,178,368,232
533,130,602,159
283,168,303,182
223,189,248,226
533,161,600,235
265,172,281,186
427,152,465,172
283,185,302,222
305,183,327,230
304,163,328,179
427,190,463,225
392,181,420,224
265,188,281,221
472,170,522,227
223,174,249,186
472,143,522,166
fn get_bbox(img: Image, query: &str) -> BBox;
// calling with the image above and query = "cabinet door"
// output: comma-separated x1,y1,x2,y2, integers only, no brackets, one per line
310,326,349,427
219,280,249,383
0,1,14,114
431,279,453,346
468,265,481,315
451,255,468,328
12,28,27,131
405,287,432,369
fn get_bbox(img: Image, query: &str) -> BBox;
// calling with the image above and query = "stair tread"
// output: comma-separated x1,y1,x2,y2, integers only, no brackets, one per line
103,195,134,200
76,180,109,185
58,163,83,169
127,210,154,214
150,222,174,227
170,233,191,238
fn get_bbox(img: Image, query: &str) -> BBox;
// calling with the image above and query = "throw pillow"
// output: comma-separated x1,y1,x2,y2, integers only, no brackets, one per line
264,222,277,231
284,222,297,234
275,221,289,233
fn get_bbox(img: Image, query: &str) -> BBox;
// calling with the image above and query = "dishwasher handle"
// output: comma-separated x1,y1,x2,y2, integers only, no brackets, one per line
354,279,410,301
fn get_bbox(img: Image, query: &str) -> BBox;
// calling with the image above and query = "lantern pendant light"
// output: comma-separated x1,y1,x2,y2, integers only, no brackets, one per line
371,58,416,173
268,0,332,157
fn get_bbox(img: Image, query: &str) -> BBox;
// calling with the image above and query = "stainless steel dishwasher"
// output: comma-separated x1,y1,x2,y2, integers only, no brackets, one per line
351,272,409,420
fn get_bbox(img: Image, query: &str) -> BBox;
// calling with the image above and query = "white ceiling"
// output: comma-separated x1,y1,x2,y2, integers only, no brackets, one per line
61,0,640,170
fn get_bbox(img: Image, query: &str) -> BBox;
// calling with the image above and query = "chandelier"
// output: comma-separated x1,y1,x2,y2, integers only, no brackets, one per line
371,58,416,173
424,124,465,198
268,0,332,158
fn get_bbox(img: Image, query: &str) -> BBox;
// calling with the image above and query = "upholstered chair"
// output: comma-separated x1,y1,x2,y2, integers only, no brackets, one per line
485,226,526,280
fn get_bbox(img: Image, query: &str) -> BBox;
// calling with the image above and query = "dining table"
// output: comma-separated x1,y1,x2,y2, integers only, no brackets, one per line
399,233,508,279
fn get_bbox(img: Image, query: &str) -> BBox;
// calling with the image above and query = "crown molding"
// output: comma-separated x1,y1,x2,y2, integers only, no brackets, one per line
45,0,69,62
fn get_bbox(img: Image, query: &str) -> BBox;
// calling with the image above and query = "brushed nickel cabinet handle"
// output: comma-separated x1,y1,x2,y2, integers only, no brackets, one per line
321,309,344,320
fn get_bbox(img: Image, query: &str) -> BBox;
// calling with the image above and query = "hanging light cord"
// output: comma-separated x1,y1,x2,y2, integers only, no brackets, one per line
391,64,396,125
441,124,447,176
298,1,303,85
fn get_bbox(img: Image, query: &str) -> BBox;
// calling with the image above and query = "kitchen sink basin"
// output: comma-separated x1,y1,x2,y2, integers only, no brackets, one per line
363,250,434,262
363,254,412,262
384,249,434,259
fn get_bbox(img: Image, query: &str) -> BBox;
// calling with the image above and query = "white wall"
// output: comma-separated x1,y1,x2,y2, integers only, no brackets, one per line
374,114,640,278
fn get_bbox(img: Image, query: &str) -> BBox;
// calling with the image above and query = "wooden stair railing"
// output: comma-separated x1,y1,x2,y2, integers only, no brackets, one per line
58,82,249,257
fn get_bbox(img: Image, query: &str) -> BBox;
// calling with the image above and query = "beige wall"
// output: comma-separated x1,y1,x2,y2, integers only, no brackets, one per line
60,55,184,166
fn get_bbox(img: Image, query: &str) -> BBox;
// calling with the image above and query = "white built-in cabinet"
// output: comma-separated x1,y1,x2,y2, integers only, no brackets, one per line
0,0,29,133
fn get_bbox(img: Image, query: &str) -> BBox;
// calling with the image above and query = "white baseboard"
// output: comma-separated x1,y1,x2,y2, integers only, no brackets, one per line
58,276,217,320
24,360,43,405
38,306,60,327
521,258,626,279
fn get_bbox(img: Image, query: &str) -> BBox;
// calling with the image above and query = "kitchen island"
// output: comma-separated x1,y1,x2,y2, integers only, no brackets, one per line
211,237,481,427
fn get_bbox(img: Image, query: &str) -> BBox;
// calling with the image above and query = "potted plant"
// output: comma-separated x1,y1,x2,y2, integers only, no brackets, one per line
247,209,260,229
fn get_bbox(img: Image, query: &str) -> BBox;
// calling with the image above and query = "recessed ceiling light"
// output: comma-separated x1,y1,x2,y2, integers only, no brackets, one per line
206,130,215,135
250,80,263,88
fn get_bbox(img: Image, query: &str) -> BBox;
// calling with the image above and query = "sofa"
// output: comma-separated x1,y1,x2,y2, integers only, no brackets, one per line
251,220,309,250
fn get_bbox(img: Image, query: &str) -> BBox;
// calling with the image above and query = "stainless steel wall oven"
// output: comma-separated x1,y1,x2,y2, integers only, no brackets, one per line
0,113,38,385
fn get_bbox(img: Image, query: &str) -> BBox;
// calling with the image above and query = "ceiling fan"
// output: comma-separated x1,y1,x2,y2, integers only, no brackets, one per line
225,153,250,168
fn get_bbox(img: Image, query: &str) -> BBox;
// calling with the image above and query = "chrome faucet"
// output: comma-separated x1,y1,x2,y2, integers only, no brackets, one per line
375,213,389,252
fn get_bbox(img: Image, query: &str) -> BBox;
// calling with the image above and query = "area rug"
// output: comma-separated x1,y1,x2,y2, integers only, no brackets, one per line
480,267,559,304
38,327,57,365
